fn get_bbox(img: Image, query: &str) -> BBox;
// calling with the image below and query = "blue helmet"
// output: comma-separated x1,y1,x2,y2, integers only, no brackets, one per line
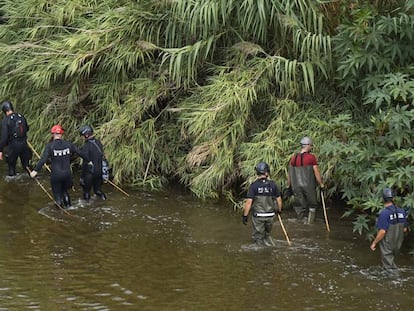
1,101,13,114
255,162,270,175
382,188,394,202
79,125,93,137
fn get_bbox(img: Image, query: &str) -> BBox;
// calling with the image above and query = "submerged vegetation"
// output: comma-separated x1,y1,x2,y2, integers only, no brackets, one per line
0,0,413,238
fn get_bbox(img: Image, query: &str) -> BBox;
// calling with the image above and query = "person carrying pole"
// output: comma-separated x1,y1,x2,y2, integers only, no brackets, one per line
0,101,32,176
286,136,325,224
242,162,283,247
30,124,87,209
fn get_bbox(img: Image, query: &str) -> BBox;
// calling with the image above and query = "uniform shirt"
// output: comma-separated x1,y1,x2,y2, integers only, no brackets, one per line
289,152,317,167
34,139,86,174
80,138,104,176
376,204,407,231
247,177,281,214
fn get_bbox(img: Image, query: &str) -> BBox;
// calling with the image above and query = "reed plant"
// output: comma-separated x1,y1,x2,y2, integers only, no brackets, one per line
0,0,413,239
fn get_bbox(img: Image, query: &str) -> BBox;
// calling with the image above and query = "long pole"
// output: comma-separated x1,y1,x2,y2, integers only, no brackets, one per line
26,167,73,217
27,141,51,173
277,214,292,246
105,179,130,197
321,191,331,232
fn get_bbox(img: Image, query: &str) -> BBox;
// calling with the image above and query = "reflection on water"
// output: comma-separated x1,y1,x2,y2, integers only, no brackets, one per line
1,171,414,310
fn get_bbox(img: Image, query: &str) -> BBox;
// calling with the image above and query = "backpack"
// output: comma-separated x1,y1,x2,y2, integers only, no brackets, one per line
102,158,110,180
90,139,110,180
9,113,27,139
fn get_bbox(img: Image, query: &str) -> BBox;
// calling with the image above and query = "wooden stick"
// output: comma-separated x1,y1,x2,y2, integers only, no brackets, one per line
26,167,73,217
27,141,51,173
105,179,130,197
277,213,292,246
321,191,331,232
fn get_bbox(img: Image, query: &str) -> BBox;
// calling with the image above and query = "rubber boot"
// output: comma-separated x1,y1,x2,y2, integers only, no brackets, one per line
307,208,316,224
83,192,90,203
8,166,16,176
54,195,63,209
264,236,275,247
63,192,72,209
297,211,306,223
96,191,107,200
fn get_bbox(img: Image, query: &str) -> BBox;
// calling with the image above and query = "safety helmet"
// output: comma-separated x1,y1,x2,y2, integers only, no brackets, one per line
51,124,64,134
255,162,270,175
1,101,13,114
300,136,313,146
79,125,93,137
382,188,394,202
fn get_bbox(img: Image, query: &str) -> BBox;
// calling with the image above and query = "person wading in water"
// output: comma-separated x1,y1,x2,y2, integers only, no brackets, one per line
242,162,283,247
30,124,87,209
370,187,408,276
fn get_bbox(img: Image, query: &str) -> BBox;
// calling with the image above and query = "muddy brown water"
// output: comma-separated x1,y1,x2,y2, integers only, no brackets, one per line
1,168,414,310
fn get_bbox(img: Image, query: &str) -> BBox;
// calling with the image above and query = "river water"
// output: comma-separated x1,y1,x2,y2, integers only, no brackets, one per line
1,168,414,310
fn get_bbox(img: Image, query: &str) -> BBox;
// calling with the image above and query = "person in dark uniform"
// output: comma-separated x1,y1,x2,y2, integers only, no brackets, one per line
287,136,324,223
79,125,107,202
30,124,87,209
370,188,408,275
0,101,32,176
242,162,283,247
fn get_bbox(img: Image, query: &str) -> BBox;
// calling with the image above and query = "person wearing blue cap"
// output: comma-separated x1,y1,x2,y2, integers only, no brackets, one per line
370,188,408,275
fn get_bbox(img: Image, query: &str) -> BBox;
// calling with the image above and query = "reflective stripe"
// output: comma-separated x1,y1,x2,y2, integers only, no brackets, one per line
254,212,275,217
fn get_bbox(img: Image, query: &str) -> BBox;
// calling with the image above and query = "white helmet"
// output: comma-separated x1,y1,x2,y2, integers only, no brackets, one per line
300,136,313,146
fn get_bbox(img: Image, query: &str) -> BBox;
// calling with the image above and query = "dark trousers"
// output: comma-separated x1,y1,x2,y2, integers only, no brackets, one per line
51,173,73,208
5,140,32,176
80,172,106,200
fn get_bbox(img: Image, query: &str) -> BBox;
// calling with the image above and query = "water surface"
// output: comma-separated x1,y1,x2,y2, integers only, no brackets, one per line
1,169,414,310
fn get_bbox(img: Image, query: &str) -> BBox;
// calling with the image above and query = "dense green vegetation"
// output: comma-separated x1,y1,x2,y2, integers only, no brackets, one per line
0,0,413,239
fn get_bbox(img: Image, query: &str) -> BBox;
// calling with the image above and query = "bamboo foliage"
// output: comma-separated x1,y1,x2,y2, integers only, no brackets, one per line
0,0,335,199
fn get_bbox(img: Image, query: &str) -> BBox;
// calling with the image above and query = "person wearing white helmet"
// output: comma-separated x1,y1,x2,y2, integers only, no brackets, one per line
287,136,324,223
370,188,408,275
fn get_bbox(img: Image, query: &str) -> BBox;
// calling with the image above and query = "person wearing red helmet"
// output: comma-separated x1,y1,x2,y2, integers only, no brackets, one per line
30,124,87,209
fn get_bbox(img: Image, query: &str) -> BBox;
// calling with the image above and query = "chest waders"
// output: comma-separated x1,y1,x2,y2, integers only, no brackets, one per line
289,153,317,222
379,207,405,272
252,195,276,246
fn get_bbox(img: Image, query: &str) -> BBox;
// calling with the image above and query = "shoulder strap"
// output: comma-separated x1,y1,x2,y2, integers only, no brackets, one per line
292,153,304,167
89,139,103,155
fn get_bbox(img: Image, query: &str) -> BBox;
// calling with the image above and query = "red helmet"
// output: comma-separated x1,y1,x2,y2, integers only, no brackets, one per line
51,124,64,134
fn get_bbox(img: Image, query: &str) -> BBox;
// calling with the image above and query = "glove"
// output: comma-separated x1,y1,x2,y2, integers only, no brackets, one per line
30,170,38,178
242,215,248,225
276,209,282,215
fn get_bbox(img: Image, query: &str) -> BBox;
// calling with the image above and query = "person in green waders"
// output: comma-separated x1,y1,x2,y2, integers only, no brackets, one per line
242,162,283,247
286,136,324,224
370,188,408,276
